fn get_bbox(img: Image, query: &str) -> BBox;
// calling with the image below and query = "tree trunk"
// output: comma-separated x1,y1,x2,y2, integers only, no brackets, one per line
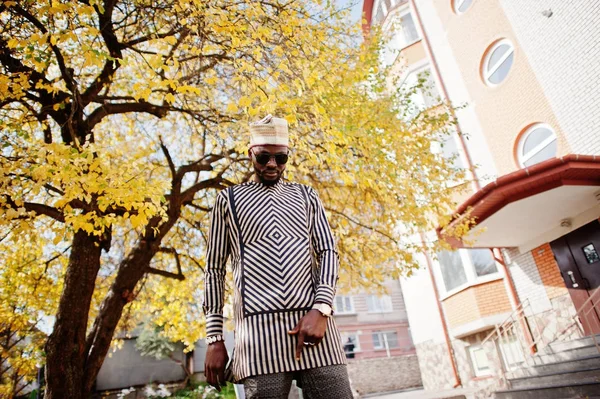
81,217,178,394
44,229,103,399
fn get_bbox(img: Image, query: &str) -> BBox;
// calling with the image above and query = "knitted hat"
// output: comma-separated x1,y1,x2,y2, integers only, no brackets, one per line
249,114,289,148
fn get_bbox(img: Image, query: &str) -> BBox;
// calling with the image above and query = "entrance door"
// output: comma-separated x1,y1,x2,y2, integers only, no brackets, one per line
550,220,600,335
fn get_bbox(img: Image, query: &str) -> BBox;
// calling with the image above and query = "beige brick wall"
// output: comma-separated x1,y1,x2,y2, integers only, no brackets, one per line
443,280,511,329
429,0,570,176
347,354,422,395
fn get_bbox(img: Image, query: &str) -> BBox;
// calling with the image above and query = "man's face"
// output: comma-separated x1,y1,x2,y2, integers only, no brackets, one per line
249,145,289,185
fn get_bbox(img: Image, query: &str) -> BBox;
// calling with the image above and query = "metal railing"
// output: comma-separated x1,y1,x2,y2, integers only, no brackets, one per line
481,299,540,385
574,285,600,352
483,287,600,387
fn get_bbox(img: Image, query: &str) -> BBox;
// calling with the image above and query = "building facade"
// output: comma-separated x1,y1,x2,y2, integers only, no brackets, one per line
364,0,600,393
334,279,415,360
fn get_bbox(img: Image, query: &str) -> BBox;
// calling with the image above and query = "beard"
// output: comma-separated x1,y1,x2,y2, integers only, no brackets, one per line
255,165,282,186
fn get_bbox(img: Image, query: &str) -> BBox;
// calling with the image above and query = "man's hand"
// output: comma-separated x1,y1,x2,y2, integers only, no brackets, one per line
288,309,328,361
204,341,229,391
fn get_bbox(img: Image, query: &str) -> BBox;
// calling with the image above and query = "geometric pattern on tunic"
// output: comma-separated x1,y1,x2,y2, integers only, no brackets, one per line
230,183,315,315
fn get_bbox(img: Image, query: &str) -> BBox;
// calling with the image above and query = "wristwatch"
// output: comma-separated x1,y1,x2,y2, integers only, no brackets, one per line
312,303,333,317
206,334,224,345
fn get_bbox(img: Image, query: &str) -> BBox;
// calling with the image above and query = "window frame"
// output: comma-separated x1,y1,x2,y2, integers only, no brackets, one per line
452,0,473,14
372,331,400,350
435,248,502,298
516,123,557,168
482,39,515,87
468,345,493,377
333,295,356,315
366,294,394,313
340,331,361,353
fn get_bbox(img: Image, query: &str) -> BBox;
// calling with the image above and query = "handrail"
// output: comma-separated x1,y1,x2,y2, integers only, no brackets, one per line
574,285,600,353
482,299,530,346
482,285,600,389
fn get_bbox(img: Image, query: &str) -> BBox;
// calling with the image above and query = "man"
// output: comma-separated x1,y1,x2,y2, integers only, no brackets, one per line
203,115,353,398
343,337,355,359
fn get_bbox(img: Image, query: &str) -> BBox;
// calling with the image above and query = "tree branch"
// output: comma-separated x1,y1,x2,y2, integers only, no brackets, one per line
2,195,65,222
325,206,399,245
160,137,176,179
11,4,78,94
146,247,184,280
85,101,168,129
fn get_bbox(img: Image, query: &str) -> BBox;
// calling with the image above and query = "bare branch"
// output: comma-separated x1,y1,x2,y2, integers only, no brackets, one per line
147,247,185,280
146,267,185,280
159,137,176,179
85,101,168,129
325,206,399,245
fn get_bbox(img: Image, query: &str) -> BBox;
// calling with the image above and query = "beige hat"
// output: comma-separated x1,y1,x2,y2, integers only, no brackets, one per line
249,114,289,148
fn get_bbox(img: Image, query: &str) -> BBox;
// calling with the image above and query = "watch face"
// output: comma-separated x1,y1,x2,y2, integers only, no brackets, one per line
319,304,332,316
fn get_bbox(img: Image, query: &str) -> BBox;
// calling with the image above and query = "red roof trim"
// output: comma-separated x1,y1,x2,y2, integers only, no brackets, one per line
442,155,600,244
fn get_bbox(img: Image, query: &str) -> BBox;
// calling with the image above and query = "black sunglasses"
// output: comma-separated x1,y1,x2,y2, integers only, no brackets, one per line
252,151,289,165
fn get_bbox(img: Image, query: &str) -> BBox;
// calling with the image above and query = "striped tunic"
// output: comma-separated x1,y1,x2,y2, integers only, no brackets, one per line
203,180,346,381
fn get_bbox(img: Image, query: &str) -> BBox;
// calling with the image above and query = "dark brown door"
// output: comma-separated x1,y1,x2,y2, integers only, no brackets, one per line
550,220,600,335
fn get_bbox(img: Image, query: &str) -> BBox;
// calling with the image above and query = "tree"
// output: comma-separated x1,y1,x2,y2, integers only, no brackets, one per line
0,0,464,398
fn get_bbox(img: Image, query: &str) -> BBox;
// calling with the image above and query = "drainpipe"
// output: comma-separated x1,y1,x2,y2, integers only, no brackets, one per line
408,0,481,192
420,234,462,388
493,248,536,355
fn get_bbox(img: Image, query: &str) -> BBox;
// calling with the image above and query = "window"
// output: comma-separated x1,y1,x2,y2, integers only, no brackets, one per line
437,250,468,292
400,13,419,45
366,295,393,313
517,123,557,167
482,39,514,86
436,248,500,294
333,295,355,315
401,67,441,114
453,0,473,14
341,332,360,358
499,335,525,370
468,345,492,377
381,11,421,66
468,248,498,277
372,331,399,349
440,133,465,170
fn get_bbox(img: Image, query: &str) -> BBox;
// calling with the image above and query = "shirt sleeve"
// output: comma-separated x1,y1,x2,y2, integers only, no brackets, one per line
308,187,340,306
203,191,231,337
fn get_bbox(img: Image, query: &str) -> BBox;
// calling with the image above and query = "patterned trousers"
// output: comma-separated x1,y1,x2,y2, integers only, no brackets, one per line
242,364,353,399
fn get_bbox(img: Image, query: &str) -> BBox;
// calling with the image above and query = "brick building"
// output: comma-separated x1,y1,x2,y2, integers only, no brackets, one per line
363,0,600,395
334,279,414,360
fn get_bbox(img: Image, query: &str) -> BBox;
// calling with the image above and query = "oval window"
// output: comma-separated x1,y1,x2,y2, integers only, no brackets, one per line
517,124,557,167
482,39,515,86
453,0,473,14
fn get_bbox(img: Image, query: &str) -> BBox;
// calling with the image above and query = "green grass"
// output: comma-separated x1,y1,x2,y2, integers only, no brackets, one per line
169,382,237,399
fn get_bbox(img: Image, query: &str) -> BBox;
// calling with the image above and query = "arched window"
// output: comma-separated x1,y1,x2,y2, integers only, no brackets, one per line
517,123,558,167
482,39,515,86
453,0,473,14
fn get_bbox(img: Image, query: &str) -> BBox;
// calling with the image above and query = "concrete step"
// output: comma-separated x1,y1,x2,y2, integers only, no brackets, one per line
509,366,600,389
494,381,600,399
547,334,600,354
508,354,600,378
532,343,600,365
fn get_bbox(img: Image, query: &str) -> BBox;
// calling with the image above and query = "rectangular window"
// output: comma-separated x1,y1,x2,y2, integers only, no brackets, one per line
333,296,355,315
366,295,393,313
468,345,492,377
468,248,498,277
341,332,360,358
437,250,468,292
400,13,419,45
372,331,399,349
499,336,525,370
